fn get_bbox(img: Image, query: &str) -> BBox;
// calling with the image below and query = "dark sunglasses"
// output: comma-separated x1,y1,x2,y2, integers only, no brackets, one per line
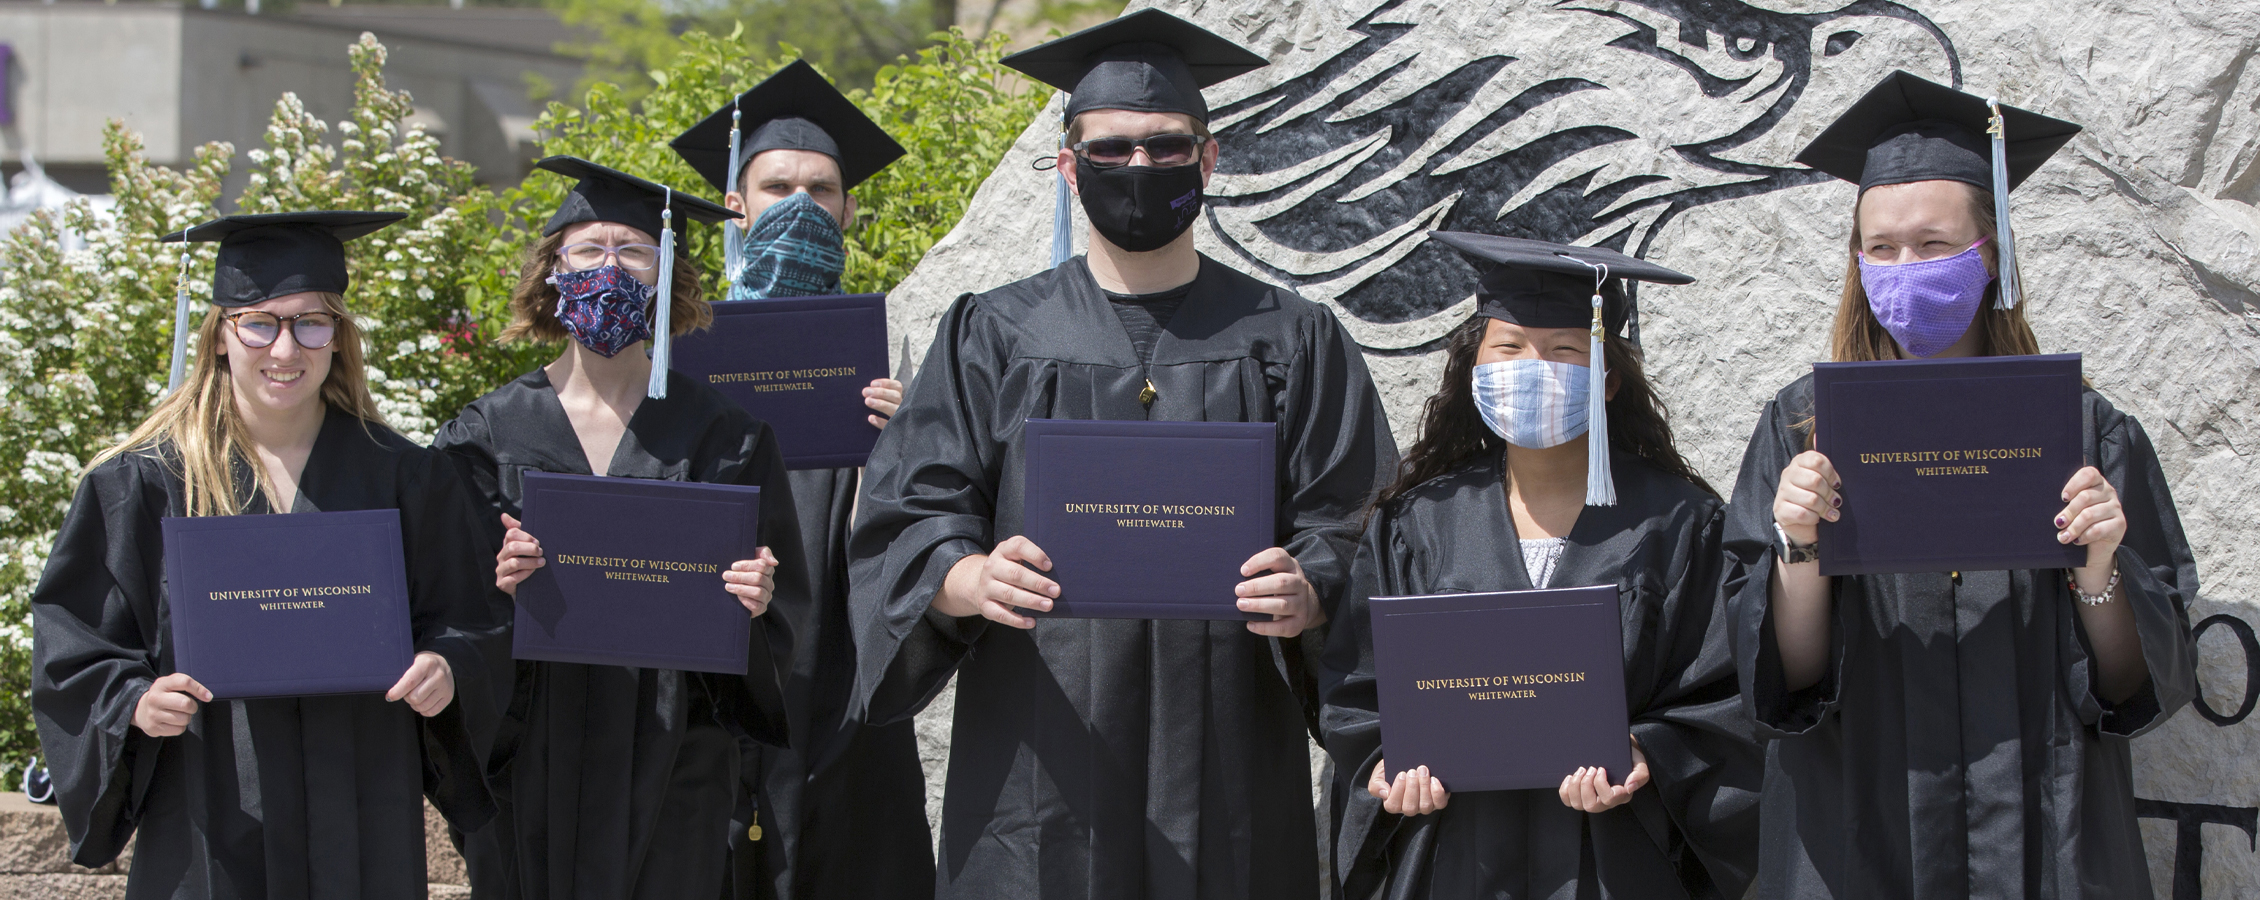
1071,133,1208,169
224,310,341,350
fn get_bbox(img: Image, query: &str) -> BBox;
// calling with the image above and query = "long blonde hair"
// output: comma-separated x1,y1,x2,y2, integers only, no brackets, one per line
89,292,386,516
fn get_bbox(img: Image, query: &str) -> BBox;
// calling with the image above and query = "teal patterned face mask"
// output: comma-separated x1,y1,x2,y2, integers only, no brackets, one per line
730,191,847,301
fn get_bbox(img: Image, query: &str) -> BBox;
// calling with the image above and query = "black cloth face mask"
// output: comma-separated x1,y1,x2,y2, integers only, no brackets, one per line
1074,159,1205,253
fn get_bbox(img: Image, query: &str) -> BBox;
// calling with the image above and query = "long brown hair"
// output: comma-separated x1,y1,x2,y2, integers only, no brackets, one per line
88,293,385,516
1829,183,2042,362
1374,312,1716,511
501,228,712,344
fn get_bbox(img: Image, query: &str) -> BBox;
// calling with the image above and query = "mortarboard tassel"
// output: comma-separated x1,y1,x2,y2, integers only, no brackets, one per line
1049,105,1074,268
1987,98,2021,310
648,191,675,400
166,250,193,394
1579,259,1616,506
723,101,745,281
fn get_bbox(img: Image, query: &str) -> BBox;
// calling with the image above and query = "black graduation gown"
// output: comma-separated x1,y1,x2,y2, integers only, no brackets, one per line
730,465,934,900
1721,375,2199,899
847,254,1398,900
30,407,498,899
1320,453,1761,900
430,367,800,900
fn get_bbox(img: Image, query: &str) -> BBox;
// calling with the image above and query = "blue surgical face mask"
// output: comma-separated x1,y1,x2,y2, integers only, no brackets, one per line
730,191,847,301
1472,358,1590,449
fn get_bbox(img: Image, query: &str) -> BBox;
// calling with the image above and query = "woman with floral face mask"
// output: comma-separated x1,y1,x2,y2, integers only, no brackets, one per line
430,156,808,900
1723,73,2198,899
1319,233,1762,899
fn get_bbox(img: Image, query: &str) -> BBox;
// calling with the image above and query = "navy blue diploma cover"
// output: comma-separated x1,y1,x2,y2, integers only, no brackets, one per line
1813,354,2085,576
670,293,889,470
1369,586,1631,792
162,509,413,700
1021,419,1276,620
512,472,760,674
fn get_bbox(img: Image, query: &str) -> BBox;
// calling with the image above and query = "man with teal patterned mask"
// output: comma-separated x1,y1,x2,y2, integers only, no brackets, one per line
670,60,928,900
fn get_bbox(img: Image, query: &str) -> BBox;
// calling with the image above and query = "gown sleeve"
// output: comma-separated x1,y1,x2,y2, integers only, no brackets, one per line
30,455,167,866
1721,388,1842,740
429,405,527,774
2079,399,2198,737
846,294,1001,727
1275,308,1400,622
1315,502,1415,894
1625,502,1761,896
396,445,506,832
707,414,802,748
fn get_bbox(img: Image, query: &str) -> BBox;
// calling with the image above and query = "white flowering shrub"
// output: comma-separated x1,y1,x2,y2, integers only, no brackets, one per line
0,34,542,773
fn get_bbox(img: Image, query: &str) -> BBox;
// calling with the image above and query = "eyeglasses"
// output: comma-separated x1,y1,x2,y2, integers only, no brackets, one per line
224,311,340,350
1071,133,1208,169
559,242,662,272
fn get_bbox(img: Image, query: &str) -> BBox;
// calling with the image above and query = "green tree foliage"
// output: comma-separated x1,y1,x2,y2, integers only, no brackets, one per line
0,26,1037,781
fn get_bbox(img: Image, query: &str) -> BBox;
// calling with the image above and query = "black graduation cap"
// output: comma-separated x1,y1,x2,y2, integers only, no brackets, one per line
1002,8,1268,123
533,156,739,401
670,60,906,194
1794,70,2082,194
535,155,738,240
1430,231,1695,508
1428,231,1692,338
160,211,404,308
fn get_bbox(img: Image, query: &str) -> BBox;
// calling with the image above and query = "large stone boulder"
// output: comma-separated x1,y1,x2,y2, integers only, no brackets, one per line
896,1,2260,897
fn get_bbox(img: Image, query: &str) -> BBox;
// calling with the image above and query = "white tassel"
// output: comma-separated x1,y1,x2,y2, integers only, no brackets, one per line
648,194,675,400
723,102,745,282
166,250,193,394
1584,288,1616,506
1987,97,2020,310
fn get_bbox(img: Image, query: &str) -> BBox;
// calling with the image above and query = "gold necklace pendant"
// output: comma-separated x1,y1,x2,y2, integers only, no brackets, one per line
1140,378,1159,408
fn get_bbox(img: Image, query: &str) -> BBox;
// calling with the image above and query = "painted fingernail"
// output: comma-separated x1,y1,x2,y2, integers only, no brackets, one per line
2055,516,2067,528
1831,495,1842,508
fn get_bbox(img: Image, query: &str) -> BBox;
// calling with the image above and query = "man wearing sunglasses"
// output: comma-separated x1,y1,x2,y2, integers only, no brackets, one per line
848,10,1396,900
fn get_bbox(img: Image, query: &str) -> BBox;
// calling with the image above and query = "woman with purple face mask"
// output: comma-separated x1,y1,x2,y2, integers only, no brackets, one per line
430,157,809,900
1722,73,2198,899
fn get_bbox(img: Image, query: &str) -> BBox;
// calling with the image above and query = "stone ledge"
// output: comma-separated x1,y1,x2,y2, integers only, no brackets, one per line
0,795,127,876
0,873,127,900
0,791,468,888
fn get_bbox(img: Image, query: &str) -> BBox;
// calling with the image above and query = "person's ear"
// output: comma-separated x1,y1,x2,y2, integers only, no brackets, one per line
1200,136,1218,187
840,192,858,231
724,190,747,216
1058,144,1080,196
1605,369,1622,402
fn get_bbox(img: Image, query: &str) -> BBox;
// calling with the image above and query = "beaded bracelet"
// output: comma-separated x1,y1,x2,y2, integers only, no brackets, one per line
2068,565,2121,606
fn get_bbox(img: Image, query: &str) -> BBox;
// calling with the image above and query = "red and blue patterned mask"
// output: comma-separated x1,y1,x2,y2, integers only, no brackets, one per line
548,265,655,358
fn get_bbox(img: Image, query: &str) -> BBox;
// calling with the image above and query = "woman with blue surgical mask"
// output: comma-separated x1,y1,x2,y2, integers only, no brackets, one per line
1724,72,2198,899
430,156,809,900
1318,233,1762,899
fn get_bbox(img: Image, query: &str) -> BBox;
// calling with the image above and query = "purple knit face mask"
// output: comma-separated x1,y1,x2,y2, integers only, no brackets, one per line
1858,237,1991,358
